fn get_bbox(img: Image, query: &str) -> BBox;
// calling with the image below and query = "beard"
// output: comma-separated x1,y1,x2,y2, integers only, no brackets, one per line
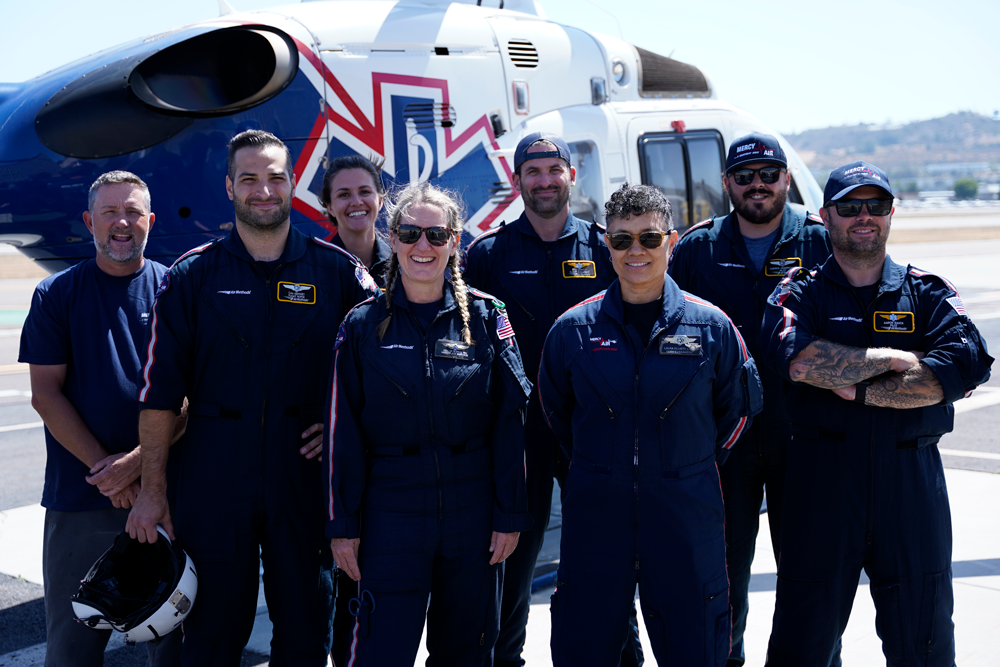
523,184,571,219
95,232,145,264
729,183,788,225
829,220,890,265
233,195,292,232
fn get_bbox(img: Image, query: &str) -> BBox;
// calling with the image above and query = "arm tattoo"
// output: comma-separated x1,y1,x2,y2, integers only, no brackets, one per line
789,339,893,388
866,363,943,409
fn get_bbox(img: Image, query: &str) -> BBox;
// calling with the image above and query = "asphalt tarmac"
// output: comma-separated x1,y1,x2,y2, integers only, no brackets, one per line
0,231,998,666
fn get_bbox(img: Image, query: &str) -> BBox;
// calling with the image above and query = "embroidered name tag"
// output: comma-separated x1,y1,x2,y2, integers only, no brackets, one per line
277,282,316,304
764,257,802,277
435,339,475,361
562,260,597,278
873,311,915,333
659,335,702,355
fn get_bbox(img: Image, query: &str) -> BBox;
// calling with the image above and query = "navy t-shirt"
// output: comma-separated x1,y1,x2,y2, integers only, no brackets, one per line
19,259,167,511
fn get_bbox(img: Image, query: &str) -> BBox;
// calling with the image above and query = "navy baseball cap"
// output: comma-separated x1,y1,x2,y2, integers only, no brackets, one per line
824,161,894,204
725,133,787,173
513,132,571,173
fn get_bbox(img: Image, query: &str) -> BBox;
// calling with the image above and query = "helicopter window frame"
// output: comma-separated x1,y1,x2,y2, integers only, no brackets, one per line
567,140,604,224
638,131,729,229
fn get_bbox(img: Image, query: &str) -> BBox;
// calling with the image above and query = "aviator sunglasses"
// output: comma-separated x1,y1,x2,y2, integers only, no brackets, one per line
395,224,453,246
730,166,783,186
829,198,894,218
605,231,671,251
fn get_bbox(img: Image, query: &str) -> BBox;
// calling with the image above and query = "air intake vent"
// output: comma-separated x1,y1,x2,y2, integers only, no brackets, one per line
507,39,538,68
401,103,456,129
635,46,710,97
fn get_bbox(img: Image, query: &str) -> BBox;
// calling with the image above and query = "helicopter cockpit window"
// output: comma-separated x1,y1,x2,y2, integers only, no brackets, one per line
638,131,728,229
568,141,603,223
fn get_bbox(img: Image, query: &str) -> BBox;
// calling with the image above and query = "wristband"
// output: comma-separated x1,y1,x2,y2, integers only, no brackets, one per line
854,380,871,404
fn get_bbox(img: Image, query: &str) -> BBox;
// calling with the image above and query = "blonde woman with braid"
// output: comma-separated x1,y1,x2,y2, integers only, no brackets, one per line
323,182,533,667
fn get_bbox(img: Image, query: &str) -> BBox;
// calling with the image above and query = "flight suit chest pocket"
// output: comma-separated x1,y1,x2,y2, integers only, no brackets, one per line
361,345,419,401
569,352,626,467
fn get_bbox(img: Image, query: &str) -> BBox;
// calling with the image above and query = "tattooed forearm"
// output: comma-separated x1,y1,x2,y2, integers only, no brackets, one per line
789,340,898,388
865,363,943,409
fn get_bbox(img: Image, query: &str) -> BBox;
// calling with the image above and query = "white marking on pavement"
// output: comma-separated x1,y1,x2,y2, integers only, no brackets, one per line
0,421,42,432
939,448,1000,461
955,387,1000,414
0,390,31,398
0,633,128,665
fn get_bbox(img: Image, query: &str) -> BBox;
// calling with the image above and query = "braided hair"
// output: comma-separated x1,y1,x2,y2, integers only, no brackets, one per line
377,182,473,345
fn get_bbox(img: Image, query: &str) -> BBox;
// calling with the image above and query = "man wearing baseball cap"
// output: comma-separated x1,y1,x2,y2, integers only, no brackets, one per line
668,132,831,666
465,132,637,667
760,160,993,665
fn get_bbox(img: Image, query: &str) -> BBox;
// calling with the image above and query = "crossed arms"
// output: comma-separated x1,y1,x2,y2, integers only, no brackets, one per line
788,339,943,409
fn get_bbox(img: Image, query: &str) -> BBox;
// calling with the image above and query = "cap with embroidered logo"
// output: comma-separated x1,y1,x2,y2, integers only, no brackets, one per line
725,132,787,173
824,161,893,204
513,132,572,173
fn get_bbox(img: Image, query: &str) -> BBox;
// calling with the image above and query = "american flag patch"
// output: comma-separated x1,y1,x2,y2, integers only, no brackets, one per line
946,296,967,316
496,315,515,340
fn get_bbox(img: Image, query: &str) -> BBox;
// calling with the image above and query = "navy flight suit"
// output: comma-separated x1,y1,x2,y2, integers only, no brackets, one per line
668,204,830,665
324,285,533,667
139,227,377,666
463,212,619,666
538,277,763,667
762,256,993,666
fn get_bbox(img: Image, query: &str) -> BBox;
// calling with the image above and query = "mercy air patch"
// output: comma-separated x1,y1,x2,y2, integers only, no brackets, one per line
874,311,915,333
562,260,597,278
435,339,475,361
765,257,802,277
277,282,316,304
659,334,702,355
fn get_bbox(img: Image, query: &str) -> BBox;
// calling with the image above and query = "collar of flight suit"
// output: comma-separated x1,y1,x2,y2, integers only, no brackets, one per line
222,223,309,266
390,277,460,316
599,274,687,334
511,211,590,244
719,203,806,251
819,252,907,293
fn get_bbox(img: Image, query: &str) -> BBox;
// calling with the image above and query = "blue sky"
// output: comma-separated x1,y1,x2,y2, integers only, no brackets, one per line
2,0,997,134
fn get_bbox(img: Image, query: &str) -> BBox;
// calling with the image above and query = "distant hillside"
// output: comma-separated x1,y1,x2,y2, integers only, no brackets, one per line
786,112,1000,182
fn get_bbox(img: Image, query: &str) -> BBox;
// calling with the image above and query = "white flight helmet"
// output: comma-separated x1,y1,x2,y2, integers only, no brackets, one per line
72,525,198,643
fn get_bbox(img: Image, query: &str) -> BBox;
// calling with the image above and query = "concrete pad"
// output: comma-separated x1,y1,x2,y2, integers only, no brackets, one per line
0,503,45,585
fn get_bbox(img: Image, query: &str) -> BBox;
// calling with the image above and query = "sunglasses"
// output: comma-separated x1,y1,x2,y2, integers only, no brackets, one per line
829,198,893,217
730,167,783,186
605,231,671,251
395,224,453,246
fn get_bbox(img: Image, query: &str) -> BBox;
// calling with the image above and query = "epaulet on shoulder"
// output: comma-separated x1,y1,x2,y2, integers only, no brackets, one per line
556,291,606,323
170,238,220,268
807,213,823,223
466,224,504,251
467,286,498,302
345,295,378,320
908,266,959,295
312,236,362,265
782,266,814,282
678,217,716,240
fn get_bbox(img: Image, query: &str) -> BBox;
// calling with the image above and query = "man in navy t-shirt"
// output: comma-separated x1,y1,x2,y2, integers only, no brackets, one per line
19,171,183,666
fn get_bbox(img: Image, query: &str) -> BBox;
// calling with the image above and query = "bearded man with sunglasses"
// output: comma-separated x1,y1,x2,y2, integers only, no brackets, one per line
761,161,993,666
539,183,763,666
464,132,626,667
668,132,831,666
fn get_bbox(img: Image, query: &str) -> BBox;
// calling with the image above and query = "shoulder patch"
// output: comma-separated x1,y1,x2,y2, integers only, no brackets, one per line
154,271,171,297
808,213,823,223
495,313,515,340
355,265,379,293
333,321,348,351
